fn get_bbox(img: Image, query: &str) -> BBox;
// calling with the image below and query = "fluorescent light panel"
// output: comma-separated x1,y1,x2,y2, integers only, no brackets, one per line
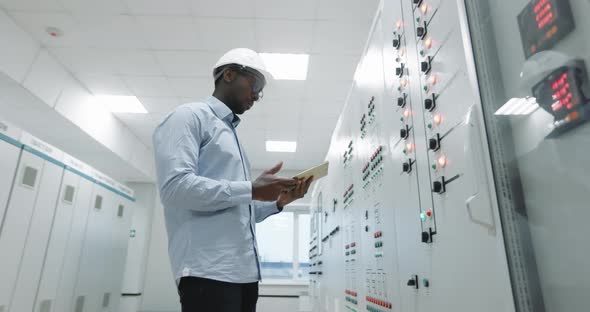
495,97,539,116
266,141,297,153
259,53,309,80
95,95,148,114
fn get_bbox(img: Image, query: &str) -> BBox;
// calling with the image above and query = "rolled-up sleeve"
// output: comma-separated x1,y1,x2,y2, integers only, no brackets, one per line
153,107,252,212
253,200,281,223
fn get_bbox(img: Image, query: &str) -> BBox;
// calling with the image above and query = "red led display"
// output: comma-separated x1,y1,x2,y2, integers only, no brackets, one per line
518,0,574,58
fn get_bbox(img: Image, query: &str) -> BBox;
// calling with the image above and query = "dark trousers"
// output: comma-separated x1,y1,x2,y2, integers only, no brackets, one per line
178,276,259,312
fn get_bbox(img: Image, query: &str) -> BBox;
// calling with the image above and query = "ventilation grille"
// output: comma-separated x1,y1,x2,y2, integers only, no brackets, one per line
74,296,84,312
39,300,52,312
22,166,38,188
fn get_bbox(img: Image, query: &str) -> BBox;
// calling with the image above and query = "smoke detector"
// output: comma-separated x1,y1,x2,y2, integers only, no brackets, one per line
45,27,63,38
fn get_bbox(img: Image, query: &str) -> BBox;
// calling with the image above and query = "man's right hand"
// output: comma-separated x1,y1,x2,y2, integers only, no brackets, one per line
252,162,297,202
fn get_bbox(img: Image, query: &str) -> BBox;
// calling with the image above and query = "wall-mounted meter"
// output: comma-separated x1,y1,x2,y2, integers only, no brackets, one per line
532,60,590,137
518,0,575,58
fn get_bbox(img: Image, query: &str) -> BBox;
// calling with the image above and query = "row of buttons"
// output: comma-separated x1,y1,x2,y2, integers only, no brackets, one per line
365,296,392,309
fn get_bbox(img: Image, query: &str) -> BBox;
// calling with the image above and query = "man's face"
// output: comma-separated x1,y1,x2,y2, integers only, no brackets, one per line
224,67,265,115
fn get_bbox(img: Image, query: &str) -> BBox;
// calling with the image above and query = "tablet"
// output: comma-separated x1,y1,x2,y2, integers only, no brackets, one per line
293,161,329,181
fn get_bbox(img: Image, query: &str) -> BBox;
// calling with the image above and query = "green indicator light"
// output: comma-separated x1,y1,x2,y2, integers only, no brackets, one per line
427,123,432,129
420,212,427,221
432,163,437,169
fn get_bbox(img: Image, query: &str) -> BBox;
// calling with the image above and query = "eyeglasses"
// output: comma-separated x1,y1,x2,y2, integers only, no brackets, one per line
214,65,266,99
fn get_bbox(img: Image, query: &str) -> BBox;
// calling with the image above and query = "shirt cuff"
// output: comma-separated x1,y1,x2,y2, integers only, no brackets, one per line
229,181,252,205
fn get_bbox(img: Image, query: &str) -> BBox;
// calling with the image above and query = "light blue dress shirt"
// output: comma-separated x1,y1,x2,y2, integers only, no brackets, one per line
153,96,281,284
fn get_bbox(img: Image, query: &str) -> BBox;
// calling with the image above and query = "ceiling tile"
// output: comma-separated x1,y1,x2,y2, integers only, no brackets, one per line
60,0,128,15
255,20,314,53
75,15,149,49
137,97,180,113
124,0,191,16
168,77,212,98
154,50,218,77
0,0,65,11
192,0,255,18
10,12,79,47
77,74,131,95
123,76,176,97
136,16,201,50
111,50,161,76
197,18,256,52
307,54,359,82
50,47,117,75
254,0,317,20
317,0,379,21
312,20,370,55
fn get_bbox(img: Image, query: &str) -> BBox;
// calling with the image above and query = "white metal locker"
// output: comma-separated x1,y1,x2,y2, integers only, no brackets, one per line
72,181,112,312
33,154,94,312
53,174,93,312
10,134,66,312
0,119,22,231
107,192,134,312
0,134,64,312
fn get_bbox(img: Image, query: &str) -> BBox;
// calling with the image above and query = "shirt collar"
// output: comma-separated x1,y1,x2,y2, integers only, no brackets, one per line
206,96,241,128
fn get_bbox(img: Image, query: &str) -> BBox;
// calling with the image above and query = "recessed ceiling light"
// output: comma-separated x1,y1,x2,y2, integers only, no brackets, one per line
259,53,309,80
495,97,539,116
94,95,148,114
266,140,297,153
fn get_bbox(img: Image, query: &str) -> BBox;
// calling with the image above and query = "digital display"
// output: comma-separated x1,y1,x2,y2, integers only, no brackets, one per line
533,61,590,137
533,63,587,119
517,0,575,58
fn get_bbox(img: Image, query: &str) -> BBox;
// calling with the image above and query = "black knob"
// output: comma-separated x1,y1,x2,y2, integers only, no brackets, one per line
407,275,419,289
400,128,409,139
402,162,411,173
425,98,436,112
423,279,430,288
417,27,425,38
397,96,406,108
432,181,443,193
365,225,369,232
417,22,427,39
428,137,439,150
413,0,423,5
421,231,430,243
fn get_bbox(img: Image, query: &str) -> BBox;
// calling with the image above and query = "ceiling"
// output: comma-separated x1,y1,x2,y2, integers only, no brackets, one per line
0,0,379,171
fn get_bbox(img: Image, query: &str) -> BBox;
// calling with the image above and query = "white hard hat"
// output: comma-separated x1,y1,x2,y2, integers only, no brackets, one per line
213,48,273,80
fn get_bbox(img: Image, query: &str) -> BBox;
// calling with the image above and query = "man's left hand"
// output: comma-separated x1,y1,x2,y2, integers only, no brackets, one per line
277,176,314,209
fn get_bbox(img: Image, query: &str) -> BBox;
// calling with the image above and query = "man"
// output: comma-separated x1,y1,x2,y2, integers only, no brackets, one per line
152,48,313,312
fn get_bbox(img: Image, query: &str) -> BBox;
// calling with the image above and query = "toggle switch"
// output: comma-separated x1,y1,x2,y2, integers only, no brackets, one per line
421,231,430,243
421,56,432,74
397,94,407,108
396,63,405,77
424,93,436,111
428,134,441,151
407,275,419,289
392,34,401,49
400,125,410,139
416,22,427,39
402,159,413,173
413,0,423,6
